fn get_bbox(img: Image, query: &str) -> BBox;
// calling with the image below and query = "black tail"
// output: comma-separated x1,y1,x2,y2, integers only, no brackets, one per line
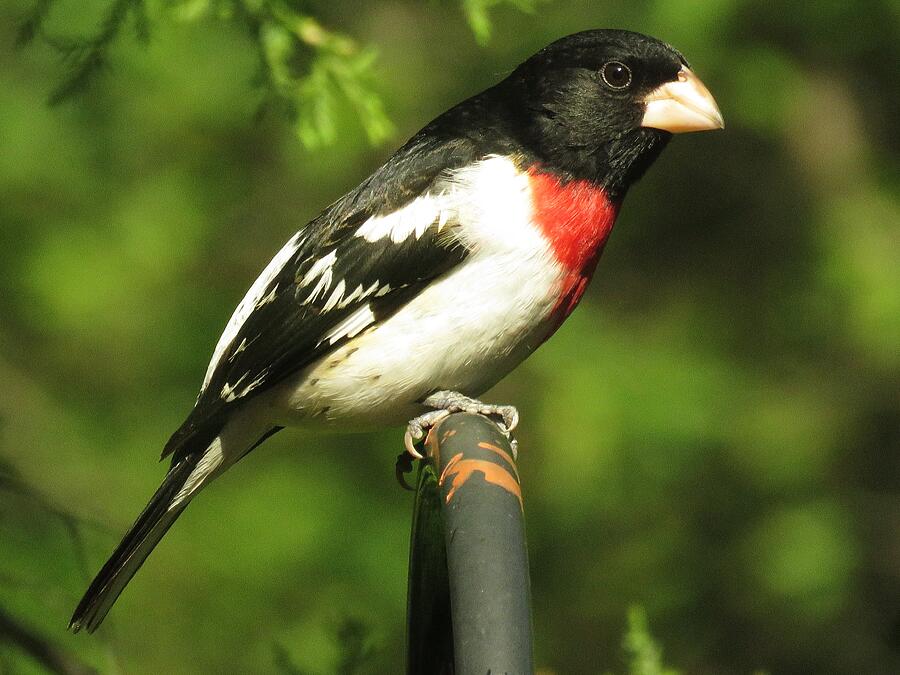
69,453,201,633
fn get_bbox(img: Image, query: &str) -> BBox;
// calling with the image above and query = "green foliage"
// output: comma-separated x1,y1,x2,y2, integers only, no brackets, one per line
622,606,678,675
16,0,538,147
16,0,392,147
252,3,394,148
273,619,374,675
17,0,149,105
460,0,542,44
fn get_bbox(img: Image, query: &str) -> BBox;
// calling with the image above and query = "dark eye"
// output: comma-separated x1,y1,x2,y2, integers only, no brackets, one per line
601,61,632,90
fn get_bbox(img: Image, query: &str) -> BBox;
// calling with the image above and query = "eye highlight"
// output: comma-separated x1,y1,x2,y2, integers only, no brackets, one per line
601,61,632,90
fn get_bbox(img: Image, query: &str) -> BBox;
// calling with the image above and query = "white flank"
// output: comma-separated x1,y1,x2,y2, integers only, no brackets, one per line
201,232,304,393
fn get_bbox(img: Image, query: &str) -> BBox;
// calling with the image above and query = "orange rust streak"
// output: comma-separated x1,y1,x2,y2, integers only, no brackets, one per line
477,441,519,480
440,455,523,511
439,453,464,487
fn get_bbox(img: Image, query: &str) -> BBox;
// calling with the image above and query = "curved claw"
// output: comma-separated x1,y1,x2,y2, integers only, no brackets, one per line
403,409,452,460
500,406,519,432
404,429,424,459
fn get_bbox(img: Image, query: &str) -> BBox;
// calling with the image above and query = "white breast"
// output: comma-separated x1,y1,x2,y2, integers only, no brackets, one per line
263,156,565,429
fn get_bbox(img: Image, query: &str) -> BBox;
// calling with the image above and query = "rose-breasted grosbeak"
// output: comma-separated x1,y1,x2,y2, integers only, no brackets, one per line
70,28,722,632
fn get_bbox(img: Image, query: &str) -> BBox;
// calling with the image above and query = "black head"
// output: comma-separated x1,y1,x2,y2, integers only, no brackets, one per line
493,29,723,198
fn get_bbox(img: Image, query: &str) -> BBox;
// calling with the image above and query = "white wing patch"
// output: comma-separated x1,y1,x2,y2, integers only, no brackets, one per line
201,231,304,393
229,336,251,362
322,305,375,346
338,280,379,309
300,256,382,313
220,370,269,402
256,284,279,308
354,192,453,243
219,374,246,402
300,249,338,305
322,279,346,313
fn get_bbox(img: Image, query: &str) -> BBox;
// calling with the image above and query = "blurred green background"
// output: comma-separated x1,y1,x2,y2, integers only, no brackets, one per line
1,1,898,673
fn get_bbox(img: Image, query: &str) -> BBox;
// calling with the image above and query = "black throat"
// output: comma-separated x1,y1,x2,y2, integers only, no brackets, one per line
513,124,671,199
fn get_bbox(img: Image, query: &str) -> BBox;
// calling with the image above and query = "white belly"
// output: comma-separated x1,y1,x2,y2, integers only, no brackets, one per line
269,245,563,429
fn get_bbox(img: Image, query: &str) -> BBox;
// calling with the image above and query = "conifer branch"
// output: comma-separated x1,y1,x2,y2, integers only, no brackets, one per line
16,0,543,145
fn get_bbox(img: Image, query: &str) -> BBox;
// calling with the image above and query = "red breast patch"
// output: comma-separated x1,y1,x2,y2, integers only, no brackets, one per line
527,168,620,321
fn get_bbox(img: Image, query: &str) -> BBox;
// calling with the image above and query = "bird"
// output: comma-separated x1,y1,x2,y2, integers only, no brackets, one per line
69,28,723,633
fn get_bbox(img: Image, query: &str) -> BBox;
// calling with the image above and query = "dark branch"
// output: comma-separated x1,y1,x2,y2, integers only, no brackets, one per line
44,0,143,105
15,0,55,47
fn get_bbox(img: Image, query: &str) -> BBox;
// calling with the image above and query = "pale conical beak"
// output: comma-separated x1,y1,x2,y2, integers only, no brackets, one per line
641,67,724,133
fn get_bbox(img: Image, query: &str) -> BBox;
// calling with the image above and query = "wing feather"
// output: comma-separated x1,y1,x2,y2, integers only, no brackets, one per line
163,135,481,461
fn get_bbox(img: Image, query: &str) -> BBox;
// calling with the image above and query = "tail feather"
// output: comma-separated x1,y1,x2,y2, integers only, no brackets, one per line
69,453,201,633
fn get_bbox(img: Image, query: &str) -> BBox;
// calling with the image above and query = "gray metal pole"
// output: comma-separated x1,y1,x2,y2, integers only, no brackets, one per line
406,412,533,675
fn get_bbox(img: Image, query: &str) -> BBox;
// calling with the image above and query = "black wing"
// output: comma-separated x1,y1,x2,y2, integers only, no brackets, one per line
163,134,481,461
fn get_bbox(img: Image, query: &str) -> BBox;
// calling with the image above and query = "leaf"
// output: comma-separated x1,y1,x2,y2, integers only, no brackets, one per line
623,606,679,675
460,0,544,45
462,0,493,45
15,0,55,48
47,50,106,106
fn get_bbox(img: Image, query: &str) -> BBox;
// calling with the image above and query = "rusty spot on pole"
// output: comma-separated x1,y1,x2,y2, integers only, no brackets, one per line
439,453,523,511
477,441,520,480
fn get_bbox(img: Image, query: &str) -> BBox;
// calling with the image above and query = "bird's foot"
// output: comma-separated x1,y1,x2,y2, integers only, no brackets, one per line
403,409,452,459
403,390,519,459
